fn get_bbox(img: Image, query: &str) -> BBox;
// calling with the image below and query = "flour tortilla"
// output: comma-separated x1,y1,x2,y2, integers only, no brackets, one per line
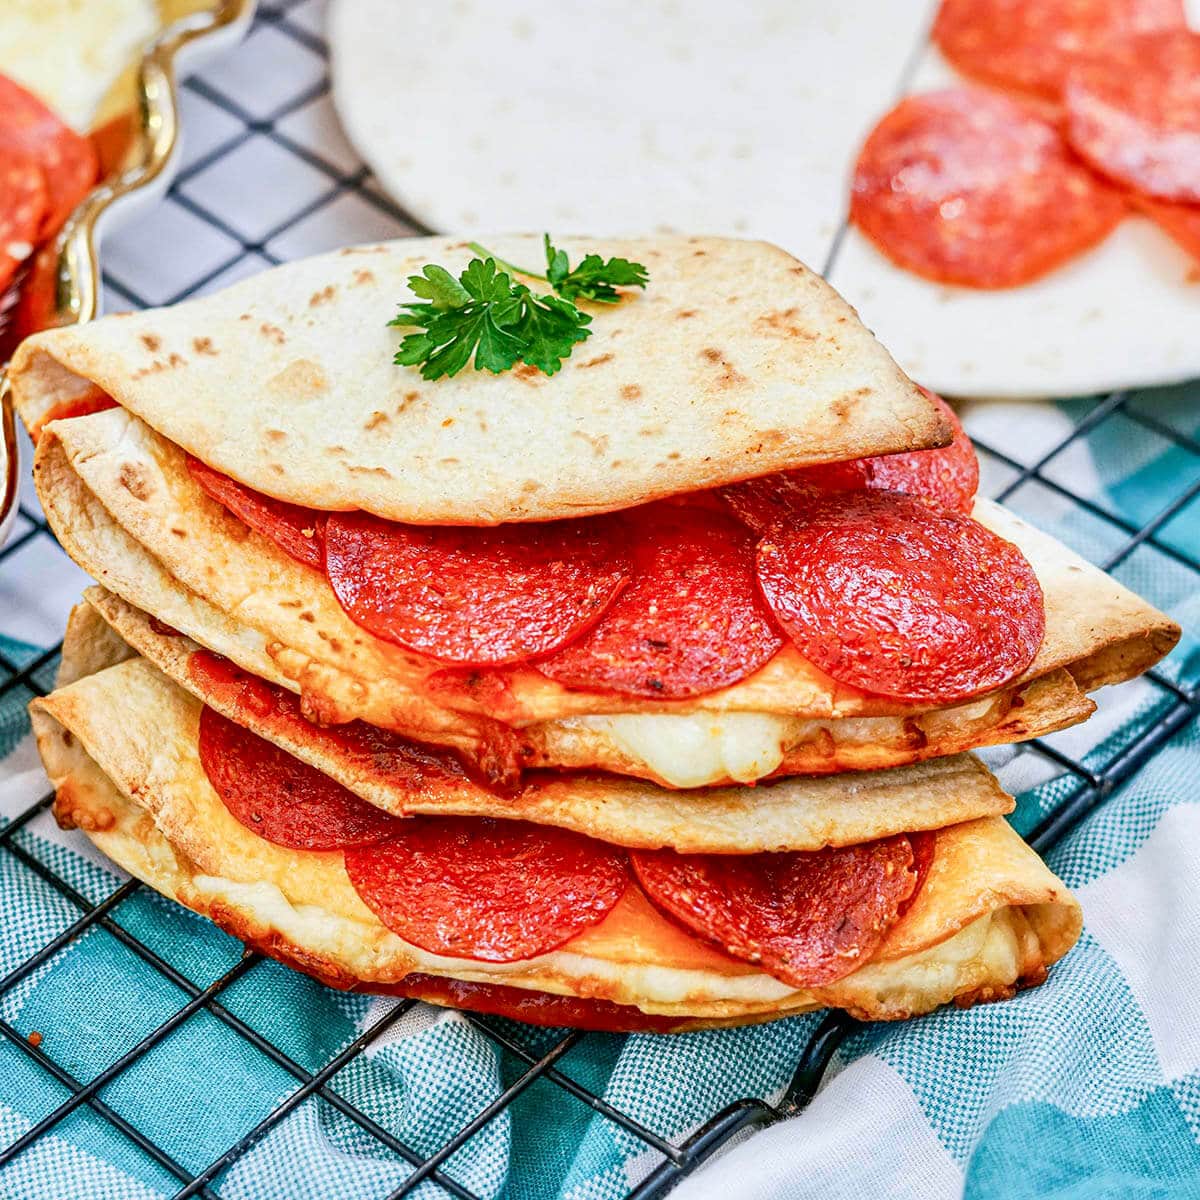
53,601,1015,853
32,644,1081,1022
31,407,1177,784
325,0,1200,397
9,234,949,524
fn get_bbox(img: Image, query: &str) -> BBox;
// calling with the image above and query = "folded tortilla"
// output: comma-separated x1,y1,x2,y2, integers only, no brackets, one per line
9,234,950,525
31,609,1081,1025
33,406,1178,786
48,600,1014,853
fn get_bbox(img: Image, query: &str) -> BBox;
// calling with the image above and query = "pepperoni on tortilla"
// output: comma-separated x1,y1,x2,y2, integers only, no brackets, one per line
850,88,1126,288
187,456,326,569
0,157,46,291
536,505,784,698
344,818,628,962
324,510,631,667
0,75,98,237
188,648,474,795
198,705,406,850
631,834,924,988
368,974,683,1032
1134,195,1200,264
1064,30,1200,204
932,0,1185,101
723,390,979,532
755,490,1045,704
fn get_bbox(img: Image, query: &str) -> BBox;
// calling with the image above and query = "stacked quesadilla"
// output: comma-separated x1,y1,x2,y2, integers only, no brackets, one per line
11,235,1177,1030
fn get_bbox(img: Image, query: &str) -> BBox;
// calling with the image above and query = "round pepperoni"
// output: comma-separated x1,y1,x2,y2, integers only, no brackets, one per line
1064,30,1200,204
867,393,979,515
372,974,683,1032
850,88,1126,288
344,818,628,962
187,456,326,569
631,835,923,988
723,391,978,533
0,75,98,237
1134,195,1200,263
932,0,1185,101
755,491,1045,704
536,505,784,698
324,510,631,667
198,705,405,850
188,648,472,793
0,157,46,291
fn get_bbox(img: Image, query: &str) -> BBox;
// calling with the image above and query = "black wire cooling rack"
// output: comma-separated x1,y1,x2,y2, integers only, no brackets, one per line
0,3,1198,1198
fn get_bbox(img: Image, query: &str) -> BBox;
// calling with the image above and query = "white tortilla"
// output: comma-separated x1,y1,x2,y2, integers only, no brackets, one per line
9,234,945,524
328,0,1200,397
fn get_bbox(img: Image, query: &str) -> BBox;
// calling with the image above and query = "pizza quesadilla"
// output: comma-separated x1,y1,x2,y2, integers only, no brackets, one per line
31,604,1081,1030
11,233,1174,1029
29,401,1175,787
58,596,1017,853
10,235,948,521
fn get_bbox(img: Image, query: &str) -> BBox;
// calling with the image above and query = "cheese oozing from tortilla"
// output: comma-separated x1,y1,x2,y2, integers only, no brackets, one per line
568,712,792,788
558,698,1003,787
186,868,1022,1013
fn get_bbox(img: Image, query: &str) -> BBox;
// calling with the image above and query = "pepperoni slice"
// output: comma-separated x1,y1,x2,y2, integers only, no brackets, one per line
324,510,631,667
0,75,98,237
187,456,325,569
0,157,46,292
189,649,474,794
1064,30,1200,204
723,391,978,533
198,705,406,850
631,835,923,988
850,88,1126,288
932,0,1186,101
1135,195,1200,263
755,491,1045,704
344,818,628,962
536,506,784,698
369,974,683,1032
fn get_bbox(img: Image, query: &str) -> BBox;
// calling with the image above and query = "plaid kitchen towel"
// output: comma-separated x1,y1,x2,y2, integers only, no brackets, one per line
1,384,1199,1200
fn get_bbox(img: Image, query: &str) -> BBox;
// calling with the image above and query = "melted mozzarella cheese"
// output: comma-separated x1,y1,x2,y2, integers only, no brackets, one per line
0,0,157,130
186,872,1029,1017
570,712,792,788
559,693,1007,787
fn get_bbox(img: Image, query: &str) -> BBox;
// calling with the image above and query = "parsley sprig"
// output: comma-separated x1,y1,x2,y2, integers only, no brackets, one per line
389,235,648,380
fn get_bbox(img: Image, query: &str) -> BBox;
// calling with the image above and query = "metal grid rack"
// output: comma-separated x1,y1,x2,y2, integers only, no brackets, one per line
0,2,1198,1197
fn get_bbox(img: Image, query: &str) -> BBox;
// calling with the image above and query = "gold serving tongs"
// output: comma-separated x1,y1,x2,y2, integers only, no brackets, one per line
0,0,255,544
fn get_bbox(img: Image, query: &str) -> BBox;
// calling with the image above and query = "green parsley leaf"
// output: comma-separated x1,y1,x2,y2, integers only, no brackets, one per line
401,263,471,309
389,255,592,380
542,234,649,304
509,289,592,374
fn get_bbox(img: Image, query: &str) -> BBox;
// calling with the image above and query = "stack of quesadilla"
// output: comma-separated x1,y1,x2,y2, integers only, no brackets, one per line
10,235,1177,1030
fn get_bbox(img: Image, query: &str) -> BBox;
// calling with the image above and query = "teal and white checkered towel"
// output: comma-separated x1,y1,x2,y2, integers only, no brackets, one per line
2,385,1199,1200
